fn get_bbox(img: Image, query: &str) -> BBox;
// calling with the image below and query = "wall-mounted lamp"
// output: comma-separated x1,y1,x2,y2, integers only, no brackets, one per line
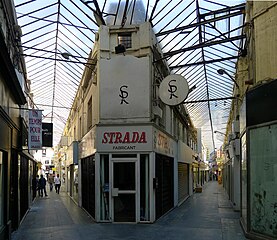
217,69,239,89
115,44,126,54
61,52,72,60
214,130,227,136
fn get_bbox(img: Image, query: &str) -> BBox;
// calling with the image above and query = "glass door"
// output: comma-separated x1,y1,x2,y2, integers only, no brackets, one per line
112,161,136,222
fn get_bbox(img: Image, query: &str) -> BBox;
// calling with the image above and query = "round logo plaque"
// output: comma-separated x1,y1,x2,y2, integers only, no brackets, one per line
159,74,189,106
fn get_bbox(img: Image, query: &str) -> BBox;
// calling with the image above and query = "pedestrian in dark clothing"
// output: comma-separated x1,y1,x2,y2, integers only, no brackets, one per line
38,174,48,197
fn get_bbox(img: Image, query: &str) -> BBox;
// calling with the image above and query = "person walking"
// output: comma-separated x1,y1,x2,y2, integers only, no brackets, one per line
54,174,61,194
38,174,48,197
48,174,54,192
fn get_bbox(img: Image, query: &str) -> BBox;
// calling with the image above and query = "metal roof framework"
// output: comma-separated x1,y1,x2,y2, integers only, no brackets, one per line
14,0,246,153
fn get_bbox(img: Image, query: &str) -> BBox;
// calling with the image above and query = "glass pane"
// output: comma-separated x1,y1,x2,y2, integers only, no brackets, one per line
114,194,135,222
241,134,247,228
114,162,135,190
100,155,109,221
250,124,277,238
140,154,150,221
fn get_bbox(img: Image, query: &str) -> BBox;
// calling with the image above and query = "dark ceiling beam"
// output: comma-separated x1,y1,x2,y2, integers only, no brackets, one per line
79,0,101,26
121,0,129,27
21,54,96,65
183,96,236,104
20,10,96,31
196,0,215,151
156,8,244,37
149,0,159,22
199,3,245,18
17,2,57,19
170,56,238,68
163,35,245,57
51,0,61,122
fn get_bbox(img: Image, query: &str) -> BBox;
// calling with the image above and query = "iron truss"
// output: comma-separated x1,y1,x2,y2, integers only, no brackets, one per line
14,0,246,152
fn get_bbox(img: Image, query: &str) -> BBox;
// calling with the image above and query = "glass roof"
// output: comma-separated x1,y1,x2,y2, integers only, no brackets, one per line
14,0,246,153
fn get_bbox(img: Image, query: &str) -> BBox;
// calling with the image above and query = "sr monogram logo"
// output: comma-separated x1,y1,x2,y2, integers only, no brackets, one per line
168,79,178,99
119,85,129,104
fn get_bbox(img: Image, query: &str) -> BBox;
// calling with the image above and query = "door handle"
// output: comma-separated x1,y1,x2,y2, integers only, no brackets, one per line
112,188,119,197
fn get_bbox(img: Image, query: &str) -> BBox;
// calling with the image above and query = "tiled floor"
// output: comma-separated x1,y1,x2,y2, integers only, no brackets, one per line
12,181,247,240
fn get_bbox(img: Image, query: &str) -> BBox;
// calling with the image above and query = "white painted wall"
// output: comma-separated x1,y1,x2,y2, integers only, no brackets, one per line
99,55,151,123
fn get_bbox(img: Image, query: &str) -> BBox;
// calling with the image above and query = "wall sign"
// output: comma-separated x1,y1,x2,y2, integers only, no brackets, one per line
153,129,174,156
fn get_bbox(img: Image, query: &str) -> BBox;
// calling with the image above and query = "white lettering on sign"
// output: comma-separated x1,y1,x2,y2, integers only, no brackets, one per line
102,131,147,144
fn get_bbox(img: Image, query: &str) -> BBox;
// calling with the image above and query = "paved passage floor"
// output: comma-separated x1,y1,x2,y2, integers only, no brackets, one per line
12,181,247,240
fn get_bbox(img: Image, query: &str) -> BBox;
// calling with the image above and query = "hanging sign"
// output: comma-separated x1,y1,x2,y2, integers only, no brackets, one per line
28,109,43,149
159,74,189,106
42,122,53,147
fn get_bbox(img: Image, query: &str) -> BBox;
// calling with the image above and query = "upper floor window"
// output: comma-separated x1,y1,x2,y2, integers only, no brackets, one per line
118,33,132,49
87,97,92,130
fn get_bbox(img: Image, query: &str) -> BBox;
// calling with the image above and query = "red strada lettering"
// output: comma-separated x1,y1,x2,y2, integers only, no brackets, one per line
102,131,147,144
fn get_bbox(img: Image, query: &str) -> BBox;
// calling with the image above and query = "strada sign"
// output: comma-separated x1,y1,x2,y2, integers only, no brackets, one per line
97,126,152,152
102,131,147,144
154,129,174,156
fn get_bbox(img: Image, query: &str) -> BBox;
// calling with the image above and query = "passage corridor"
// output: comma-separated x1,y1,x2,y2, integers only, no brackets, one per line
12,181,247,240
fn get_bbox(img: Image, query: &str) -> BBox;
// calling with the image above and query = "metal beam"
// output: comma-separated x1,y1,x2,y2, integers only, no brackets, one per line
183,96,236,104
163,35,245,57
169,56,238,68
156,9,244,37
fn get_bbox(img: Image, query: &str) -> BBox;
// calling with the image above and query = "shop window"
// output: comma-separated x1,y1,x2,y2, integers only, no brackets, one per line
140,154,150,222
241,134,247,228
100,154,109,221
249,123,277,238
79,117,82,139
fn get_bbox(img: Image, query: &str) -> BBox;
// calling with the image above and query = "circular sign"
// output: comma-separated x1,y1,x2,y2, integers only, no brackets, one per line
158,74,189,106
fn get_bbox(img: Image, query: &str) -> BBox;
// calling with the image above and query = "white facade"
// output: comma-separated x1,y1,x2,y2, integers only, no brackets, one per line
60,22,200,223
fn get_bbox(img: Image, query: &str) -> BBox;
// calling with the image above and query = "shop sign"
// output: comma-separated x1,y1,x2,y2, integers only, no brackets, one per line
79,128,96,159
153,129,174,156
97,126,152,152
42,122,53,147
28,109,43,149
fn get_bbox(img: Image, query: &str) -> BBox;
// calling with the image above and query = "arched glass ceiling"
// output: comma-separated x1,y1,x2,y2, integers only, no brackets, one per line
14,0,246,153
